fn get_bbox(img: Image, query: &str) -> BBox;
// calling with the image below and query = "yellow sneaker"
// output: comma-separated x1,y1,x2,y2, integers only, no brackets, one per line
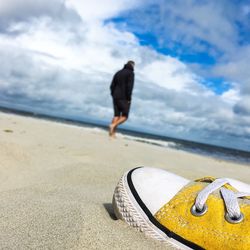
112,167,250,250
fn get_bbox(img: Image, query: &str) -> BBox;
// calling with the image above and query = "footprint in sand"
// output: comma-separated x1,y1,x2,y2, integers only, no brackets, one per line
4,129,13,133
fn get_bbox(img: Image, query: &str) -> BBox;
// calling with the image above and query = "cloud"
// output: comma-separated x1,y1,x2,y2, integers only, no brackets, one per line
65,0,141,23
0,0,67,31
0,0,249,151
118,0,238,53
140,58,207,93
234,97,250,116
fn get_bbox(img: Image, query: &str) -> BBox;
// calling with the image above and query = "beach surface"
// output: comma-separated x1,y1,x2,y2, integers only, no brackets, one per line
0,112,249,249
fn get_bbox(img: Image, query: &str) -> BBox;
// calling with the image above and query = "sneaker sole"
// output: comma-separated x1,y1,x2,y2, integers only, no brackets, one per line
112,168,203,250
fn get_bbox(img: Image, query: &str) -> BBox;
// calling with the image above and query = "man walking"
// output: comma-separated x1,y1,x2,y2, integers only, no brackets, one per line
109,60,135,137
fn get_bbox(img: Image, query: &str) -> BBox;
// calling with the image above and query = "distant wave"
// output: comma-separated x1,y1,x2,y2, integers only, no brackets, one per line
120,134,250,165
123,135,178,148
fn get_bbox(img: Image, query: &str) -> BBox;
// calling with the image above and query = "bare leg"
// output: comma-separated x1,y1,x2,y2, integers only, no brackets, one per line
109,116,119,136
114,116,127,127
111,116,127,137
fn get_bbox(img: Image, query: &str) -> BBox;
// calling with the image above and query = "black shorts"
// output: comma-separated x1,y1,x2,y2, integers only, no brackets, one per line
113,99,131,117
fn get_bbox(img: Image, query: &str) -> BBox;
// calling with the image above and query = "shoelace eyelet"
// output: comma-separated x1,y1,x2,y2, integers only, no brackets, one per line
225,212,244,224
191,204,208,217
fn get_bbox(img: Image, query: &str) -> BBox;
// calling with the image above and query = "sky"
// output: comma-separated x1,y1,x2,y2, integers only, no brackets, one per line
0,0,250,151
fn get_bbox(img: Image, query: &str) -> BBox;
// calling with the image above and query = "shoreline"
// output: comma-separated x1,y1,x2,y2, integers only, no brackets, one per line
0,111,249,249
1,106,249,166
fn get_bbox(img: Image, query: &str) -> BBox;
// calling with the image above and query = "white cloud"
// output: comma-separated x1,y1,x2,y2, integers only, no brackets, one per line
131,0,238,54
0,0,66,26
221,88,240,105
65,0,141,23
141,58,207,93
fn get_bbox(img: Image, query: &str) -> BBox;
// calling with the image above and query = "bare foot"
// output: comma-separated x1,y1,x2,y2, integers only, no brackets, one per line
109,124,115,137
110,133,116,139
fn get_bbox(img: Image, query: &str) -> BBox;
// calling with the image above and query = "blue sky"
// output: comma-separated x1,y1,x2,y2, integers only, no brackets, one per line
0,0,250,151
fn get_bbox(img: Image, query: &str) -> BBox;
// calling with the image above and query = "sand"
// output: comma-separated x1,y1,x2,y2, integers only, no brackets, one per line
0,112,249,249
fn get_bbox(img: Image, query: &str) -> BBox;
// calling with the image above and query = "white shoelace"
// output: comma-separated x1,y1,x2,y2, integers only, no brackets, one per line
194,178,250,222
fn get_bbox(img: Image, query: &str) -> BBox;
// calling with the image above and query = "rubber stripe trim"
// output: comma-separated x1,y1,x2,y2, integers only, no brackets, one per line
127,167,205,250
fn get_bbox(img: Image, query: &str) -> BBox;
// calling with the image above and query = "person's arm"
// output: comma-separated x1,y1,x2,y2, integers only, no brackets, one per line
126,73,134,101
110,75,116,96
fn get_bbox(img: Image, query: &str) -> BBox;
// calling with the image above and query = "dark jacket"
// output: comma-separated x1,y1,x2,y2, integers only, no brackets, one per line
110,63,134,101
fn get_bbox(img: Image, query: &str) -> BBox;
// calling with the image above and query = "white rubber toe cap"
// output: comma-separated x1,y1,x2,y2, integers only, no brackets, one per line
131,167,189,215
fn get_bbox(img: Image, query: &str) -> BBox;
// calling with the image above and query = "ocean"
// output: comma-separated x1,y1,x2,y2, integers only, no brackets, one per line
1,106,250,165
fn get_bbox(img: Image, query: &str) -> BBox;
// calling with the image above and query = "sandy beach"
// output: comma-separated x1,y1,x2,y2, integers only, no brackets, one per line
0,112,249,249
